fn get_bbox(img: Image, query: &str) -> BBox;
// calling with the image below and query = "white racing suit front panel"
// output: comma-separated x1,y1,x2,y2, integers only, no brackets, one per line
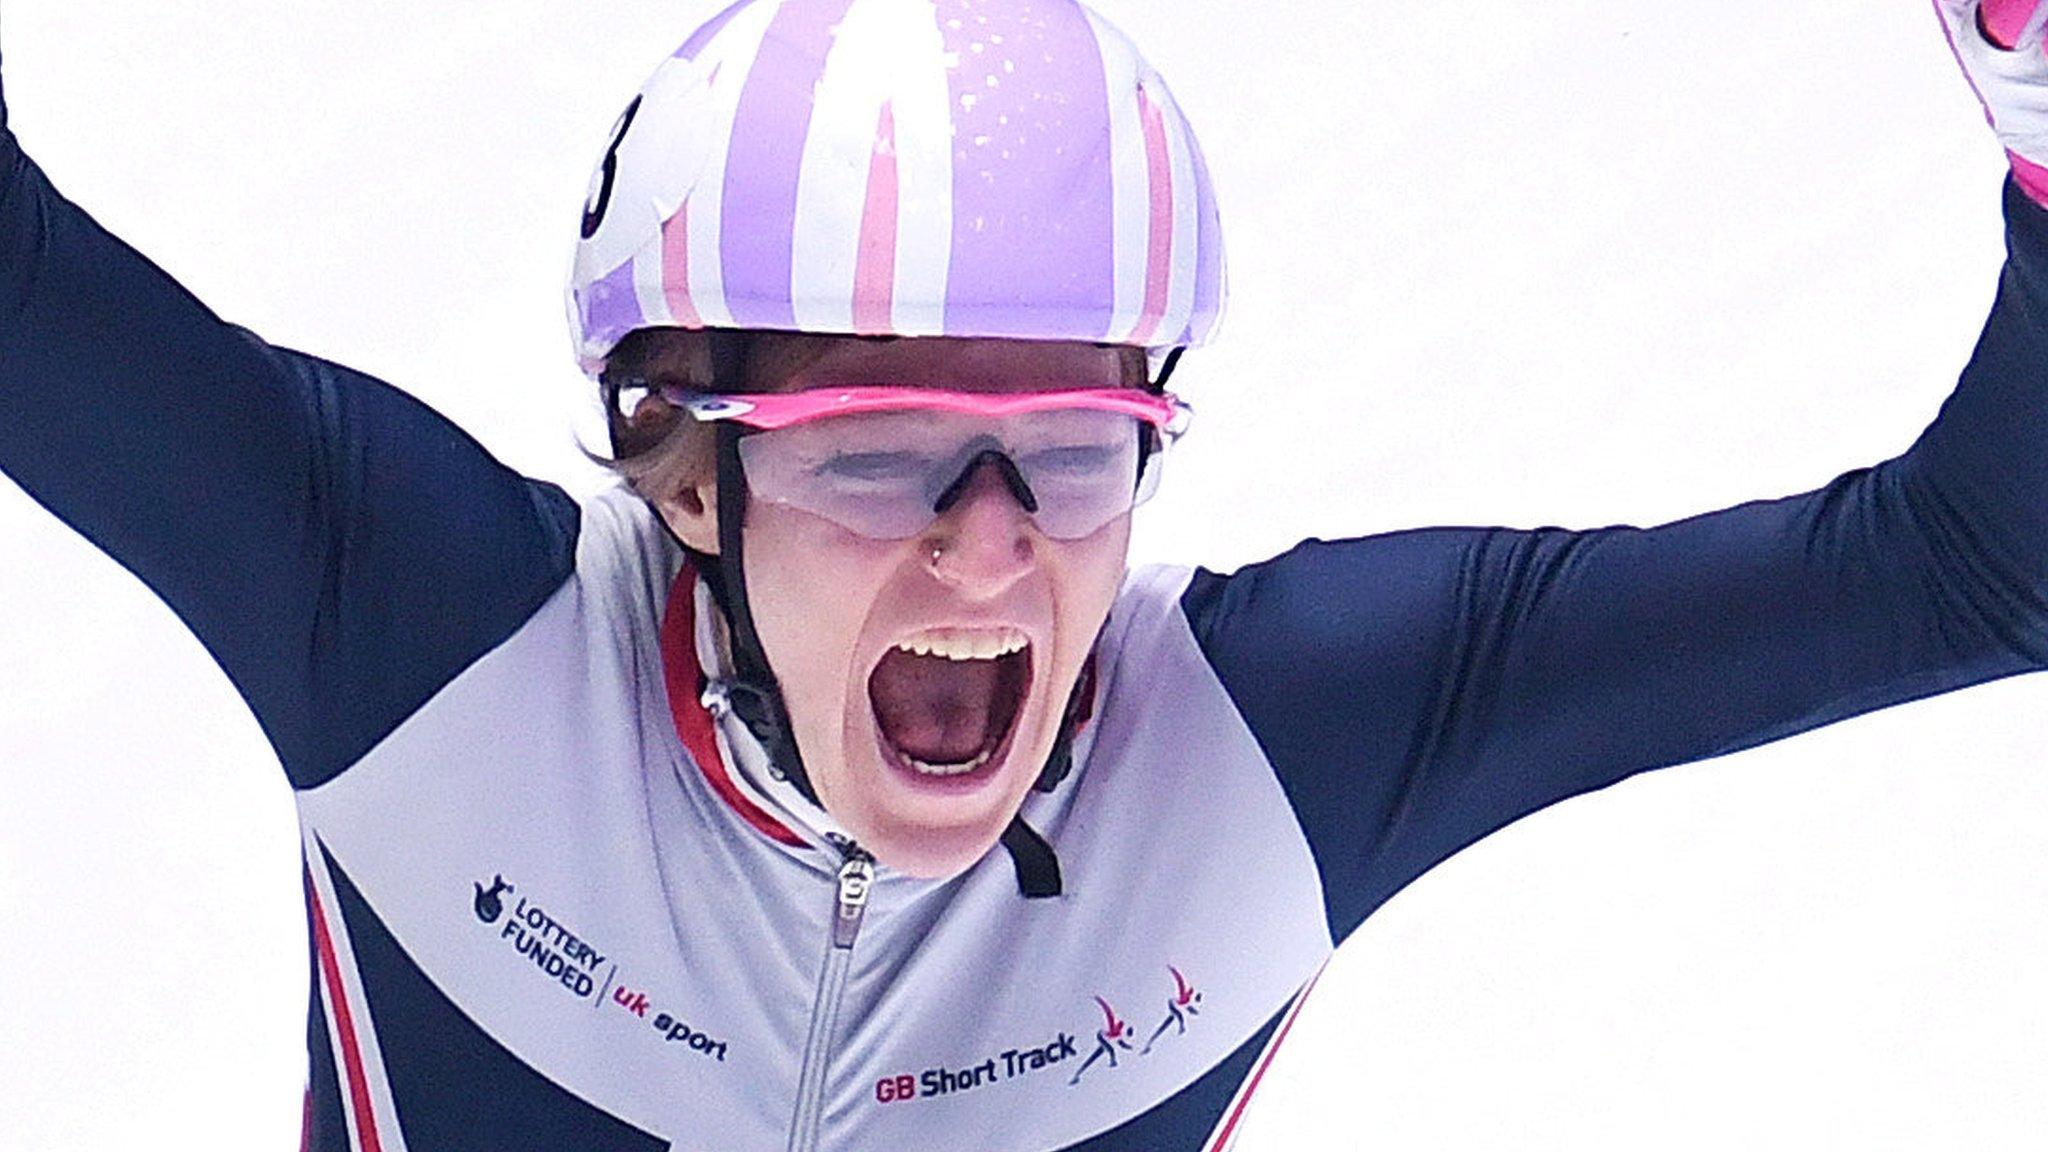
295,490,1334,1151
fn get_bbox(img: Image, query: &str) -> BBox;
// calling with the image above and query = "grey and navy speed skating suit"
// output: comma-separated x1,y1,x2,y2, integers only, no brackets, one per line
6,61,2048,1152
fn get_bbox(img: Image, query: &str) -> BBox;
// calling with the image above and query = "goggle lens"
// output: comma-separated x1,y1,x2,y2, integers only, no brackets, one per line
659,387,1187,542
737,405,1162,540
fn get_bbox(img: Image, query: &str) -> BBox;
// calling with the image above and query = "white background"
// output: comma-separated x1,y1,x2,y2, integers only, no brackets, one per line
4,1,2047,1148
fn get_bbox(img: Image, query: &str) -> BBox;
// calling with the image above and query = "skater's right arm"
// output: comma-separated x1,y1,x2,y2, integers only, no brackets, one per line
0,55,580,789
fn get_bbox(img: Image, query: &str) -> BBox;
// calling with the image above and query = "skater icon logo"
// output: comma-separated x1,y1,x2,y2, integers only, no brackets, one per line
1070,968,1206,1086
1067,996,1136,1087
1139,967,1203,1055
473,874,512,924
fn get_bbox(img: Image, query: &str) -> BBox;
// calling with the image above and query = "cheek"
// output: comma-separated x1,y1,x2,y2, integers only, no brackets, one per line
740,504,896,695
1047,519,1132,682
1065,518,1131,619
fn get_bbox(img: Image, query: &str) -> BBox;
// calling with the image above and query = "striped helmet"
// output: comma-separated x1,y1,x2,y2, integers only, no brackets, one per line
568,0,1226,377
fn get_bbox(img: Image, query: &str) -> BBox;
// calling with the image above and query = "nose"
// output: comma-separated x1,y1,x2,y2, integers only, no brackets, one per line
924,458,1036,595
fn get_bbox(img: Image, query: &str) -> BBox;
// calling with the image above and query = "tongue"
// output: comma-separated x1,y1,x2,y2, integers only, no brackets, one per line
870,649,999,764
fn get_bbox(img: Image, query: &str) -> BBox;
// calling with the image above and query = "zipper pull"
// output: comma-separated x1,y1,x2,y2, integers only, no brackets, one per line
832,847,875,950
700,681,733,720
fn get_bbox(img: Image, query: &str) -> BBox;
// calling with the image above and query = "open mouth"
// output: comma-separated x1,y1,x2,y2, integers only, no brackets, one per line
867,627,1033,786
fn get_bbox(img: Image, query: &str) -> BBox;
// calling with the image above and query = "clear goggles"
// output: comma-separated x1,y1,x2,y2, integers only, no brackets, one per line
665,386,1192,541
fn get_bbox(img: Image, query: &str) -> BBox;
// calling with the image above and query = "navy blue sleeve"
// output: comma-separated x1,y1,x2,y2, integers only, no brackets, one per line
1183,179,2048,942
0,62,580,789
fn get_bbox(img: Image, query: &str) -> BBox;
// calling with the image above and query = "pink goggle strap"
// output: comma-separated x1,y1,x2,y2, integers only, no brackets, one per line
666,386,1186,433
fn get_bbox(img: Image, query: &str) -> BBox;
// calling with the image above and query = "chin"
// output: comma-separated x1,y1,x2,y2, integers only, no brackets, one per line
820,703,1060,879
858,821,1008,879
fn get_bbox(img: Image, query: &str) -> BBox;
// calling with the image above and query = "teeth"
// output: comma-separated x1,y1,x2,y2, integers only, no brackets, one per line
894,627,1029,662
903,746,997,776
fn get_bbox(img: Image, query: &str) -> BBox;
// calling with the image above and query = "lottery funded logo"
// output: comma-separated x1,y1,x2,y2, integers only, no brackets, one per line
471,873,731,1064
473,874,512,924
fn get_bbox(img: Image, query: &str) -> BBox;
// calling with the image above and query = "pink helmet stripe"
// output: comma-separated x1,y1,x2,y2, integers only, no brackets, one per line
1155,79,1202,346
1128,85,1175,347
935,0,1116,336
877,10,957,337
630,237,677,330
657,53,733,333
720,0,855,329
1084,6,1148,344
852,102,901,335
790,0,927,333
661,200,704,329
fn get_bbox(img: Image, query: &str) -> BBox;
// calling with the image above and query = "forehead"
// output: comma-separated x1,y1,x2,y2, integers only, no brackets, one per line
781,336,1135,394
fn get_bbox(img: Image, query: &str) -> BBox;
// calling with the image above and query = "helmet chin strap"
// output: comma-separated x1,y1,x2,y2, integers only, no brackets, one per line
709,422,811,800
706,423,1070,898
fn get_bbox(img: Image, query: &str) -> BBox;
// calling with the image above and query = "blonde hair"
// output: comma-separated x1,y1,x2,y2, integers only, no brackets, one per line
595,328,835,502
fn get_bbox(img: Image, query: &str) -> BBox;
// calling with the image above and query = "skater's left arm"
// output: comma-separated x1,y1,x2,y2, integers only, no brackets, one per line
1180,3,2048,941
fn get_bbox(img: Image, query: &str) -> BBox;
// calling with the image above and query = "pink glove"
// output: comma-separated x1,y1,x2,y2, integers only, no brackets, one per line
1936,0,2048,205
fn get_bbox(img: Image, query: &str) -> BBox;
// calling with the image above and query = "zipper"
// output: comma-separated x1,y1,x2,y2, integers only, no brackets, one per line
786,840,874,1152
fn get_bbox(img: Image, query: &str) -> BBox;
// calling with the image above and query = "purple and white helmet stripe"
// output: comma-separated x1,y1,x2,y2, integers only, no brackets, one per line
787,0,955,336
569,0,1225,376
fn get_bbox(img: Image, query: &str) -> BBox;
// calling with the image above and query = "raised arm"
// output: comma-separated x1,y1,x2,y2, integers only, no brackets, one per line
0,52,580,789
1181,5,2048,942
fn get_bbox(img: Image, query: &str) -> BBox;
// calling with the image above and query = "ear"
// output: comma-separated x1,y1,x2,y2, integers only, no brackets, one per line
653,477,721,555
